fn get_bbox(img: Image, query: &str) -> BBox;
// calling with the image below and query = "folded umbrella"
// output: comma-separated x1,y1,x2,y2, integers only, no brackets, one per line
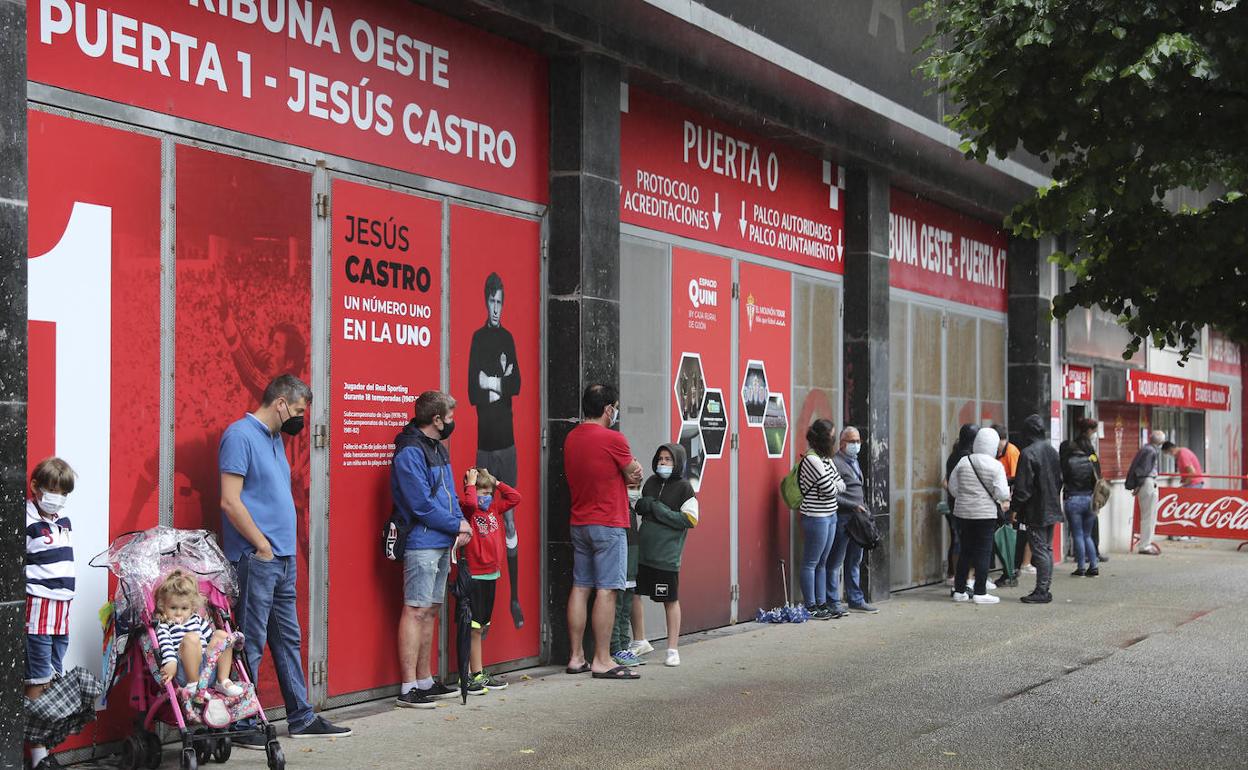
449,548,474,704
994,524,1018,580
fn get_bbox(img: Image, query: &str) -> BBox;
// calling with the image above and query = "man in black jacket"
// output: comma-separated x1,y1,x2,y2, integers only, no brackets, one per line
1010,414,1063,604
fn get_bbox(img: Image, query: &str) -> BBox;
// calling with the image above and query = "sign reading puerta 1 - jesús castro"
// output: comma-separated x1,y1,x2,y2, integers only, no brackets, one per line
620,87,845,272
889,189,1008,312
29,0,548,202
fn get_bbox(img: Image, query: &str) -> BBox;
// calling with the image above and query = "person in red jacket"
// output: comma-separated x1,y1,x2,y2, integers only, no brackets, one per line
458,467,521,694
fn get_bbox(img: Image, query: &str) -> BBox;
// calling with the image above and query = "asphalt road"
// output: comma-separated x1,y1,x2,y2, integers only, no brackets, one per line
92,541,1248,769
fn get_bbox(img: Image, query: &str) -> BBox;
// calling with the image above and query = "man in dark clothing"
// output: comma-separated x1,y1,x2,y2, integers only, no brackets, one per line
466,272,525,626
1010,414,1063,604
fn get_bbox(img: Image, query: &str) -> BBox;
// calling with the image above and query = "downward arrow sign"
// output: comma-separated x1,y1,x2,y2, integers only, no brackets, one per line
712,193,721,230
836,230,844,260
738,201,747,238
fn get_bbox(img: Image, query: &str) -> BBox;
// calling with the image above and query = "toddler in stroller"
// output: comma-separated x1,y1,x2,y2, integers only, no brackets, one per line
96,527,285,770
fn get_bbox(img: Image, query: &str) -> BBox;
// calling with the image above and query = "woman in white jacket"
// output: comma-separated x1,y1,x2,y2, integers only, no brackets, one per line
948,426,1011,604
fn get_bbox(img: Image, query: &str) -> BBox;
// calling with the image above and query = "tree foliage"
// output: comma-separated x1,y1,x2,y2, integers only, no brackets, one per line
916,0,1248,359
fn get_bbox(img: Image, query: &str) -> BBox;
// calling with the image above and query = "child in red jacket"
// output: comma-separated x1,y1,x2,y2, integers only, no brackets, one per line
458,467,521,694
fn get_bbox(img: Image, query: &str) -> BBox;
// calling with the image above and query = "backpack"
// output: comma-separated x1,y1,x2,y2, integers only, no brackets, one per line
846,506,882,550
780,452,816,510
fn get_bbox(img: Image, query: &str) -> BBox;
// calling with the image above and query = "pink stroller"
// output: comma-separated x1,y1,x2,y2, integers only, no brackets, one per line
94,527,285,770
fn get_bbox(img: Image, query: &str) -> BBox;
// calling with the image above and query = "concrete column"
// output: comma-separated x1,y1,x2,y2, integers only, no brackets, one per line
0,1,27,765
1007,236,1052,445
841,166,891,603
545,53,621,663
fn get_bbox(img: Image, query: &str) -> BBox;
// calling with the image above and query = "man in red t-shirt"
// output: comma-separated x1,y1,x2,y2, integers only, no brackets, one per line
1163,442,1206,488
563,384,643,680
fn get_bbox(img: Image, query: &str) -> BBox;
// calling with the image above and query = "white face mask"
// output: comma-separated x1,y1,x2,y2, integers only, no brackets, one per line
37,491,67,516
656,465,673,479
609,405,620,428
627,488,643,504
845,442,861,457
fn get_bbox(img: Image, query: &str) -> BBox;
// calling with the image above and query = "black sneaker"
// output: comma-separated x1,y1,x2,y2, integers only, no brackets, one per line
1085,567,1100,577
482,672,509,690
232,732,267,751
809,604,831,621
1020,592,1052,604
34,756,63,769
829,608,848,619
426,681,458,700
396,688,437,709
466,673,487,696
1071,568,1086,577
1098,553,1110,562
289,716,352,738
999,577,1019,588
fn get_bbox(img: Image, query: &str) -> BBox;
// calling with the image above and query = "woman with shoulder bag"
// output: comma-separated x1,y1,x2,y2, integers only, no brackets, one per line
797,419,846,619
947,427,1011,604
1060,418,1104,577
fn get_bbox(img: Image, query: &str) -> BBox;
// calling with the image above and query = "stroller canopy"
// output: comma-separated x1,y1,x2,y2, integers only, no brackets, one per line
92,527,238,630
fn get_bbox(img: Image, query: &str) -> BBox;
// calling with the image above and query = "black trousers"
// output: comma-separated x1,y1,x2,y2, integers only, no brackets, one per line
954,518,996,595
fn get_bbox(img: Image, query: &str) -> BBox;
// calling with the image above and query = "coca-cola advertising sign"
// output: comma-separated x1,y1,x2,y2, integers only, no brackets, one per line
1145,488,1248,540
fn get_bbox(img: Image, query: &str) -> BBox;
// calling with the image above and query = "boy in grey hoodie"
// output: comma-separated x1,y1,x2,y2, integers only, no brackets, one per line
632,444,699,667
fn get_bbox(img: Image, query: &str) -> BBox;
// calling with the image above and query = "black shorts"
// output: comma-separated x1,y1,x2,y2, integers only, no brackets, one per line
636,564,679,603
469,578,497,629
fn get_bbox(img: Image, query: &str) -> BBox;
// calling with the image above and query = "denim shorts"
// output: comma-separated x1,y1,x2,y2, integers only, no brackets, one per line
571,525,627,590
404,548,451,607
25,633,68,685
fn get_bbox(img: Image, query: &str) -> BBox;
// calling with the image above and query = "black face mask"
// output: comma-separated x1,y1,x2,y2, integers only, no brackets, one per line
438,419,455,440
278,402,305,436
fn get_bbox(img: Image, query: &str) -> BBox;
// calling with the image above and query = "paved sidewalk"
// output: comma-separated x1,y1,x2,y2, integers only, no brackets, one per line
84,540,1248,769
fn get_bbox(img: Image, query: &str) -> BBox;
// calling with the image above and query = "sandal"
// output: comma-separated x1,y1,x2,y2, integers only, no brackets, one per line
591,666,640,680
564,663,591,675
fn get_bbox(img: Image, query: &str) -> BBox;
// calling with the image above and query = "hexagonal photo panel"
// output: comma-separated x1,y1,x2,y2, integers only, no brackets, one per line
763,392,788,458
677,423,708,492
741,360,768,427
675,353,707,424
698,388,727,459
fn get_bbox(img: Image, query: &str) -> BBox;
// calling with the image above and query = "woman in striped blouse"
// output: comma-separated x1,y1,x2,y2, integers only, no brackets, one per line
798,419,846,620
154,570,243,698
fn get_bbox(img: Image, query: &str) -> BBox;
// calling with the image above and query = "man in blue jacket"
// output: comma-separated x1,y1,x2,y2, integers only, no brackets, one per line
392,390,471,709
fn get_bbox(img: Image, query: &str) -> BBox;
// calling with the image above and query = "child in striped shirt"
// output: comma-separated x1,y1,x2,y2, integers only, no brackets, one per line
25,457,78,770
154,570,242,697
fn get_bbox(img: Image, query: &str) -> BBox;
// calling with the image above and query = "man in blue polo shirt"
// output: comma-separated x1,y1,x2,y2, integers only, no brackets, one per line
220,374,350,745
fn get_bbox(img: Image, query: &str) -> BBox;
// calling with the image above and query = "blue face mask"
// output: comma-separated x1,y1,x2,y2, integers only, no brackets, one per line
656,465,673,479
477,494,493,511
845,442,861,457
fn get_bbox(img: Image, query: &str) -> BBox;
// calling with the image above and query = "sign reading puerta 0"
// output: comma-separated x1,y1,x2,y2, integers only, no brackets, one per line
28,0,548,202
620,86,846,272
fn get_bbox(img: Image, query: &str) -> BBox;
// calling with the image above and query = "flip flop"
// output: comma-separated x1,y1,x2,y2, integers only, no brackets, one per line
591,666,640,680
565,663,591,674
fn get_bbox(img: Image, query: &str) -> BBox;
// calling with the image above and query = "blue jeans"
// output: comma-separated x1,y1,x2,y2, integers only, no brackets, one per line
1065,494,1098,570
799,514,836,607
25,632,68,685
234,554,313,730
828,514,865,610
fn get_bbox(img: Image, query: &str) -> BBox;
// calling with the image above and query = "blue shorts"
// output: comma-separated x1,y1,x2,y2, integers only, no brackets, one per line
404,548,451,607
571,525,627,590
25,633,68,686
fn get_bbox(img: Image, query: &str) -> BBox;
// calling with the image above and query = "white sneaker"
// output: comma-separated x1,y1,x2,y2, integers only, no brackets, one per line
1021,565,1037,575
951,590,970,603
629,639,654,656
985,579,998,591
664,649,680,667
971,593,1001,605
215,679,244,698
202,698,231,729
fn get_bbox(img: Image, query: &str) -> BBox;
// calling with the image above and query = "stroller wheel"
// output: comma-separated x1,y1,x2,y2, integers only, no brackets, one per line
119,735,144,770
142,731,163,769
181,746,199,770
196,741,213,765
212,736,233,763
265,740,285,770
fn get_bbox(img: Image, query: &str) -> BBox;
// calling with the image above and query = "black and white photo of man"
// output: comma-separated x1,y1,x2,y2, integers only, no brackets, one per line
467,272,525,627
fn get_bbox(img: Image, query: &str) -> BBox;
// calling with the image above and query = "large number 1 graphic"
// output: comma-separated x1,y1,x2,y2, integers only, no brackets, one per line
29,202,113,675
